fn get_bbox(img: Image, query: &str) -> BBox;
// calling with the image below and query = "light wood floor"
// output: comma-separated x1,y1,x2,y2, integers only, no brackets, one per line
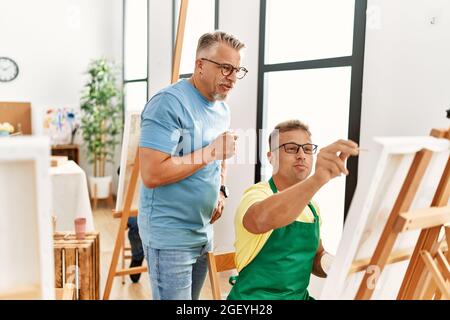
93,202,233,300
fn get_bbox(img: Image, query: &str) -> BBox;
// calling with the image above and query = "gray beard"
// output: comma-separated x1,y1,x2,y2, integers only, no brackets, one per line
212,93,227,101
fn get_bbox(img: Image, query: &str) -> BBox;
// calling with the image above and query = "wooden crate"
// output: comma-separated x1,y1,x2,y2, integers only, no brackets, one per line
55,284,76,300
53,232,100,300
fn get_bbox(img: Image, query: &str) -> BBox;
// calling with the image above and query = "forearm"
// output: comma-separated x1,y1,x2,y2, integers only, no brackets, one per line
245,175,325,233
141,145,215,188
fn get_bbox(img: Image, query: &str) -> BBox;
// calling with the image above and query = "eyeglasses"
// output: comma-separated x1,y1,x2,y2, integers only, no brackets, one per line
274,143,318,155
201,58,248,79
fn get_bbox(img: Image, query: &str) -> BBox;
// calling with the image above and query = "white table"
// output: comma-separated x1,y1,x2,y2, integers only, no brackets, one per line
49,161,95,232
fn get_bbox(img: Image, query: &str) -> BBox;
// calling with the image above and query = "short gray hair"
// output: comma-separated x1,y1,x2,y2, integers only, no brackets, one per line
196,31,245,57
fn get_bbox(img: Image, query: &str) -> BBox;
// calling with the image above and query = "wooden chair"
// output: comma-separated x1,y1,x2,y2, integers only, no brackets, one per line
207,252,236,300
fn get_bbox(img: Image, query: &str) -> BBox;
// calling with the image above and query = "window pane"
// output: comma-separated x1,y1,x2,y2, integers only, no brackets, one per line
175,0,215,75
265,0,355,64
124,0,147,80
262,67,352,253
124,81,147,112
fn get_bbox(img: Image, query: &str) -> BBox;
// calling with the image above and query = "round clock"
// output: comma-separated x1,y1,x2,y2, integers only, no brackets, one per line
0,57,19,82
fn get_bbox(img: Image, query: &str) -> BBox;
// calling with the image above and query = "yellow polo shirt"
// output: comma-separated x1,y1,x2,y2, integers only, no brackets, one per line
234,181,321,272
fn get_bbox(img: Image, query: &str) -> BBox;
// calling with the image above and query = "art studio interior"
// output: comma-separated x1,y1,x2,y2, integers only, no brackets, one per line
0,0,449,301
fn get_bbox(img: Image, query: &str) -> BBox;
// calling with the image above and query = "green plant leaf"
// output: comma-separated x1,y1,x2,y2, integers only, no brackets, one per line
80,58,123,177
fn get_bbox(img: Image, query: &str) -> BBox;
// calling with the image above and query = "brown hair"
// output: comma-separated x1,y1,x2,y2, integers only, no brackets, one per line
269,120,311,150
196,31,245,57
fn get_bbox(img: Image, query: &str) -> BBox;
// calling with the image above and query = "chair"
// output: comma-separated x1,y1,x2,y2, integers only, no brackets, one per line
206,251,236,300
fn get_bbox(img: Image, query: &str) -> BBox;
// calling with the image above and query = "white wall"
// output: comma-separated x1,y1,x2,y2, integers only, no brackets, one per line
358,0,450,200
0,0,123,191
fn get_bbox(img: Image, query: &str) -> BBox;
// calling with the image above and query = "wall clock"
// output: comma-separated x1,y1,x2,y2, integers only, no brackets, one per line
0,57,19,82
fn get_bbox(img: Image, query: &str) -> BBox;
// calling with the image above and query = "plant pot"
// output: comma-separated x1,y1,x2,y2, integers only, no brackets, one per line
89,175,112,199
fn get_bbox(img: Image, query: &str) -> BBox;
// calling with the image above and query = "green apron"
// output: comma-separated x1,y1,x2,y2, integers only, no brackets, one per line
227,177,320,300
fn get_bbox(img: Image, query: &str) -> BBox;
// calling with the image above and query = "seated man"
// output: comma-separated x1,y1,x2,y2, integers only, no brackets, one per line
228,120,359,300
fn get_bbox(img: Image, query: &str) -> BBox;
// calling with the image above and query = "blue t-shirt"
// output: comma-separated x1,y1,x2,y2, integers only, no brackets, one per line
138,79,230,249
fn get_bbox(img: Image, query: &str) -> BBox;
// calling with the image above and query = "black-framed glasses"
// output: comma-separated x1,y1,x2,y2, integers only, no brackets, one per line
201,58,248,79
274,143,318,155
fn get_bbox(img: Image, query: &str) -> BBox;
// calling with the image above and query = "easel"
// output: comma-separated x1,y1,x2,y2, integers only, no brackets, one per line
103,153,145,300
397,128,450,299
354,128,450,300
102,0,189,300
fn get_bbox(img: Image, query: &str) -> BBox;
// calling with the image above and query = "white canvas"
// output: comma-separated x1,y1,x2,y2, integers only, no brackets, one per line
116,111,141,212
320,136,450,300
0,137,55,299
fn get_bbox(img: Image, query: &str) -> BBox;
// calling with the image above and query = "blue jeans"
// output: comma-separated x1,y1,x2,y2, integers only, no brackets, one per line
143,241,212,300
127,217,144,261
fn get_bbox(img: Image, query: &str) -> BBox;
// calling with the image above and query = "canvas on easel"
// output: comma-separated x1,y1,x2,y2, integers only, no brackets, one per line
103,0,190,300
320,132,450,300
115,110,142,214
114,110,144,285
0,137,55,299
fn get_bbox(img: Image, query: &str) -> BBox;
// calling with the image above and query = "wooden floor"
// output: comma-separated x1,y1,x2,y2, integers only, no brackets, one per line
93,202,233,300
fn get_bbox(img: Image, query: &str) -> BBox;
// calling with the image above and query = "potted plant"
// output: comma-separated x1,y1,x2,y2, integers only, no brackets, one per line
80,58,122,200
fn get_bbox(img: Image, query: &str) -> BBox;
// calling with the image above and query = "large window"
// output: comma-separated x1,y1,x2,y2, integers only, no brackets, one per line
265,1,355,64
173,0,219,78
257,0,367,252
123,0,148,112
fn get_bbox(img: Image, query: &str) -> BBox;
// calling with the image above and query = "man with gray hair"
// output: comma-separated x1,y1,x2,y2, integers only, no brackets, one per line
138,31,247,300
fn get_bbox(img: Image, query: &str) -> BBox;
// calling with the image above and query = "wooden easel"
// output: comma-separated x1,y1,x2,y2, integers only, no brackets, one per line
102,0,189,300
354,128,450,300
397,128,450,299
103,153,145,300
